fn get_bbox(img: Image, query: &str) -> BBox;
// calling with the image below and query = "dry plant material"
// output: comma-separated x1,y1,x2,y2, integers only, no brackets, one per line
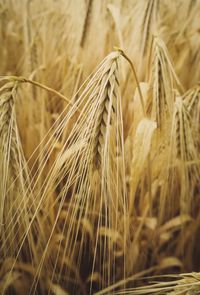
0,82,35,268
147,36,181,129
0,1,200,294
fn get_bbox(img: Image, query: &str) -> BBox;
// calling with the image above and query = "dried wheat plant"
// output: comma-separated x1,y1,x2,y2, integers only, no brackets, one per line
0,0,200,294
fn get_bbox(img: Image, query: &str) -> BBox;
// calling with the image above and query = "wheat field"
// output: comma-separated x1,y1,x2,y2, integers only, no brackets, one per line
0,0,200,294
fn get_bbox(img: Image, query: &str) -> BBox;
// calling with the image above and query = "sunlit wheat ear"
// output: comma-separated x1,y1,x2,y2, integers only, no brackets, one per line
0,82,34,260
184,84,200,149
169,272,200,295
21,51,127,293
115,272,200,294
159,96,200,220
92,53,119,170
88,51,127,290
173,97,200,215
147,36,182,129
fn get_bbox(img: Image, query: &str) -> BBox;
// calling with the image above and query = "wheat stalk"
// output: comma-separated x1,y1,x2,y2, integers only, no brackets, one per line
80,0,93,47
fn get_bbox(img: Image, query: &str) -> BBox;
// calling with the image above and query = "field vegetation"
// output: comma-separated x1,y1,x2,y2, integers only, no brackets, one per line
0,0,200,294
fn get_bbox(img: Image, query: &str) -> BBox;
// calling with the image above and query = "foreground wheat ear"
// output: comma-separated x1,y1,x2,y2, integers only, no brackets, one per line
0,51,130,294
35,50,127,294
147,36,183,129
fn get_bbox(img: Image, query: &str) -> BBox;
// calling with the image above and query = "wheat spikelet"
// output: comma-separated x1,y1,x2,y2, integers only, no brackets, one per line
0,82,24,177
0,82,19,232
113,272,200,294
173,97,200,215
147,36,181,129
169,272,200,295
159,95,199,223
92,53,119,169
184,84,200,149
0,81,35,265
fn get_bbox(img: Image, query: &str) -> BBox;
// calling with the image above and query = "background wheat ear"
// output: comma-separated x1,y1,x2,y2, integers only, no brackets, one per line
147,36,182,129
184,84,200,149
0,81,36,272
157,94,199,219
172,97,200,215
